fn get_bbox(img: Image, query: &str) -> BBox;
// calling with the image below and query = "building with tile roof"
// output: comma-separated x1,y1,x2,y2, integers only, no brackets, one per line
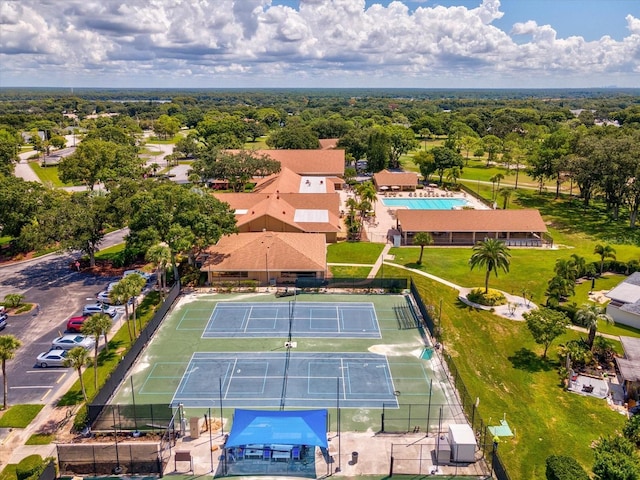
214,191,342,243
200,231,327,286
373,170,419,191
253,167,338,194
230,149,345,178
395,209,550,246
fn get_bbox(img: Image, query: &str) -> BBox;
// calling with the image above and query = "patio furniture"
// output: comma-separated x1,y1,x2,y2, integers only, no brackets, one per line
292,446,301,460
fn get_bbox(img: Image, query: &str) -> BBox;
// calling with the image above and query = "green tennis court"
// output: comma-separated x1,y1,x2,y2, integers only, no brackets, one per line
111,292,457,431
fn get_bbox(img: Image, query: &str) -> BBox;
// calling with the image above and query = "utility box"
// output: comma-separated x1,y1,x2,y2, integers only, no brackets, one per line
189,417,203,439
436,435,451,463
448,424,477,463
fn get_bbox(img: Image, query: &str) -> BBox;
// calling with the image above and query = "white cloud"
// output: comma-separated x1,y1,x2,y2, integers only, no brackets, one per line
0,0,638,87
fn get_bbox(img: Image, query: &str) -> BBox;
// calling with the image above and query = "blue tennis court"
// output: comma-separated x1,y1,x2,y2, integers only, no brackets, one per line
170,352,398,409
202,301,380,338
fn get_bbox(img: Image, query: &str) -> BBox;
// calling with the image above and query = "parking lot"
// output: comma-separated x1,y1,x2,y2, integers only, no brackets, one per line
0,231,131,405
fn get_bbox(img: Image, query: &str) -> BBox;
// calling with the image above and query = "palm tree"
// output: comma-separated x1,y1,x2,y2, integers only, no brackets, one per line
594,244,616,275
413,232,434,265
554,258,579,282
146,243,172,297
469,238,511,294
489,173,505,200
498,188,512,209
575,303,613,350
570,254,588,279
64,346,91,402
82,314,112,391
110,281,133,341
123,274,147,334
0,335,22,409
445,166,461,186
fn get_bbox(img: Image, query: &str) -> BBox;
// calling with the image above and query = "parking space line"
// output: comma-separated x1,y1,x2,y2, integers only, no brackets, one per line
11,385,54,389
41,389,52,401
55,373,66,384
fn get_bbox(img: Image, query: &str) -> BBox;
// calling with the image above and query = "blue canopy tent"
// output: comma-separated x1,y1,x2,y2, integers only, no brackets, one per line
226,409,328,449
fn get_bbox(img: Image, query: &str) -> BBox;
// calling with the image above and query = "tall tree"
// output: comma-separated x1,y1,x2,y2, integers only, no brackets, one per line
0,129,20,176
594,244,616,275
266,124,319,149
122,274,147,334
385,125,418,169
191,150,281,192
524,308,569,359
413,232,433,265
127,182,237,273
81,314,112,391
365,129,390,173
469,238,511,294
431,146,463,184
64,347,91,402
0,335,21,409
146,243,172,297
575,303,613,350
153,114,180,140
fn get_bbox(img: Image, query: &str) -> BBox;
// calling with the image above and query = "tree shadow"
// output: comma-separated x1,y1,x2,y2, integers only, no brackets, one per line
508,348,555,372
57,390,85,407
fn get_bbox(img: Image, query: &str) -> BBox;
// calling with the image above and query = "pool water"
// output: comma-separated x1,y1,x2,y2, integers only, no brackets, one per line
382,197,469,209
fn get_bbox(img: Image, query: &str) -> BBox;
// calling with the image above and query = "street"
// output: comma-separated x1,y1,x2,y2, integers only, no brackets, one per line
0,230,127,405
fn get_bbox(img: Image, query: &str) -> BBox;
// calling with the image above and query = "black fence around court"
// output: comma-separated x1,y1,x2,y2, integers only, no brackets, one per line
87,281,181,428
295,276,408,291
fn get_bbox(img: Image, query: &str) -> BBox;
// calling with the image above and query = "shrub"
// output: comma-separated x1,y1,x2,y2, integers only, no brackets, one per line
467,288,506,306
3,293,24,308
545,455,589,480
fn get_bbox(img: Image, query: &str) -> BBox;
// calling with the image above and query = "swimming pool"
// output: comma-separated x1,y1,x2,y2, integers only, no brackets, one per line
381,197,469,209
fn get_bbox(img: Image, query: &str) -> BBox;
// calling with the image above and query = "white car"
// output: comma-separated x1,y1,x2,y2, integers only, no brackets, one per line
36,349,69,368
83,303,118,318
123,270,152,281
51,334,95,350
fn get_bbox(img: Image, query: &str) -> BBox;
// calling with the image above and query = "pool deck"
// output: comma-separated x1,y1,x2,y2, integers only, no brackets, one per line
341,185,489,244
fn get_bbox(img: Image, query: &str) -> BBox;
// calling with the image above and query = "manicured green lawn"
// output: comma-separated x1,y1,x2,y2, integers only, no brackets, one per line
0,404,44,428
403,267,625,479
0,464,16,480
25,433,55,445
146,135,181,144
327,241,384,264
138,147,164,156
94,244,125,261
29,163,74,187
329,266,372,278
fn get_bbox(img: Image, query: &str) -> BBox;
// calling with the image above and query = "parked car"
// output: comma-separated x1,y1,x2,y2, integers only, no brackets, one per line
51,334,95,350
66,315,89,332
36,349,69,368
0,314,6,331
83,303,117,318
123,270,152,281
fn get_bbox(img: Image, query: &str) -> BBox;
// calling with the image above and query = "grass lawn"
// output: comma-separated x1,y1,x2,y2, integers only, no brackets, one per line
243,137,269,149
94,244,125,261
146,135,181,144
29,163,74,187
138,147,164,156
0,404,44,428
0,465,16,480
327,241,384,264
329,266,372,278
403,266,625,479
25,433,55,445
0,236,11,247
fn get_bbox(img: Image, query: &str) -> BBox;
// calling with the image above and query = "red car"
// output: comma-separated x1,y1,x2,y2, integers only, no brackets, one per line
66,315,88,333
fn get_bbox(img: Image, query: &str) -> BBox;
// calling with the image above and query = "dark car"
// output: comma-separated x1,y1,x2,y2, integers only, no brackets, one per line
0,313,7,330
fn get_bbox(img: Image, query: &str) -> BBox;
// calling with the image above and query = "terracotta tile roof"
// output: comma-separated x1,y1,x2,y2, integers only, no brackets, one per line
213,192,341,233
373,169,418,187
253,167,336,194
396,209,548,233
229,149,344,176
201,232,327,272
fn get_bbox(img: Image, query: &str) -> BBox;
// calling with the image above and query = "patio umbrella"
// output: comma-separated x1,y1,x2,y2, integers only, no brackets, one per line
391,185,400,190
380,186,389,190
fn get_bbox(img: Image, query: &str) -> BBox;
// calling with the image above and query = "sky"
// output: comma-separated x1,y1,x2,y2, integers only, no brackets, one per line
0,0,638,89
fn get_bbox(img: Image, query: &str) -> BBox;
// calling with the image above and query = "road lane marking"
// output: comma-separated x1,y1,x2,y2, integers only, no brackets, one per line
41,390,52,401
